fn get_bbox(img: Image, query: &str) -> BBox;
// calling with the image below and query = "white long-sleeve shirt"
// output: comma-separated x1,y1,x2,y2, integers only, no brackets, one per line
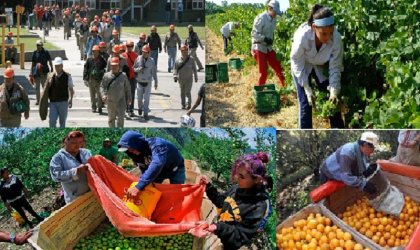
290,23,344,91
220,22,235,37
251,11,277,53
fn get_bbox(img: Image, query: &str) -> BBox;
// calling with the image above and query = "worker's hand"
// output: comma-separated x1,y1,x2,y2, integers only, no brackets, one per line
84,81,89,87
6,204,13,213
77,164,89,174
207,224,217,233
102,95,107,102
329,87,339,104
264,37,273,46
195,78,198,83
14,230,33,245
186,110,192,116
24,113,29,119
363,182,377,195
126,186,140,201
68,100,73,109
188,223,210,238
363,163,377,178
199,175,210,185
154,84,158,90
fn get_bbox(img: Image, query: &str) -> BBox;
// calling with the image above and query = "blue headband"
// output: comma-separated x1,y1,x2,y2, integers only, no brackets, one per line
313,16,334,27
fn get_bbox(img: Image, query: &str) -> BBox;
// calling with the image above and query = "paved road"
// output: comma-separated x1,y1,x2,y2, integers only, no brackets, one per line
5,27,205,127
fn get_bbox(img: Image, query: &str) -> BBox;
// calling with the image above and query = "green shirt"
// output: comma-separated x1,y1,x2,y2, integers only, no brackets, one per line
99,146,118,163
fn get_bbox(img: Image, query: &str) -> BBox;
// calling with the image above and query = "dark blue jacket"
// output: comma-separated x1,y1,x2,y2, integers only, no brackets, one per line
118,131,184,190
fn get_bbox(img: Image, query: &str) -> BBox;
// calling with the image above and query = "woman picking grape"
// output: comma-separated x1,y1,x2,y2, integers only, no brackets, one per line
290,4,344,128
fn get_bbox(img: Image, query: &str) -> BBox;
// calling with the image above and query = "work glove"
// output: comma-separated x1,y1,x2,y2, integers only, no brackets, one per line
329,87,339,104
363,163,378,178
264,37,273,46
363,181,377,195
303,81,316,107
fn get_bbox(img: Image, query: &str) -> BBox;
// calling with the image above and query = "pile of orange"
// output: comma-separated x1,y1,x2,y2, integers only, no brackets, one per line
340,196,420,248
277,213,370,250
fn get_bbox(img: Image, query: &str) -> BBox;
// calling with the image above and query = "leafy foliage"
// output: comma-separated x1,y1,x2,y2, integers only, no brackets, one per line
207,0,419,128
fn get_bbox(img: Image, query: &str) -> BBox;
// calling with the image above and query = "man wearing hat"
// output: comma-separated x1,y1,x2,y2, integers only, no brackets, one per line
0,69,30,127
83,45,107,114
220,22,240,54
85,26,102,60
4,32,17,64
251,0,285,87
99,42,110,61
78,18,90,60
40,57,74,128
174,44,198,110
101,57,131,128
133,44,158,121
107,29,121,55
99,138,119,163
63,10,71,39
106,45,129,73
185,25,204,71
30,40,53,105
164,24,182,73
101,17,114,44
134,32,148,56
319,132,381,195
73,15,83,48
146,25,162,68
117,130,185,200
122,40,139,117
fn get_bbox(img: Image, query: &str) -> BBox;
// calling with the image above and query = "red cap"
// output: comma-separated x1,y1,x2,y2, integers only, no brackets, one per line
110,57,120,65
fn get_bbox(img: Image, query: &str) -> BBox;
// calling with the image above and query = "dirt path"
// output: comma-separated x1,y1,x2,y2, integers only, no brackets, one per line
205,28,328,128
0,186,60,250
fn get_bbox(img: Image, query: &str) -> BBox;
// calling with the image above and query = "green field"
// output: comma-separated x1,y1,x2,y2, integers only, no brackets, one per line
123,25,205,43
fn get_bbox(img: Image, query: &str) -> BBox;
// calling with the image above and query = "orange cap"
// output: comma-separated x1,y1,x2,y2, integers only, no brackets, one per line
8,32,13,36
91,26,98,32
119,44,127,51
139,32,147,39
110,57,120,65
112,29,119,35
112,45,120,53
180,44,188,51
3,68,14,78
92,45,100,51
169,24,175,30
142,44,151,53
99,41,107,48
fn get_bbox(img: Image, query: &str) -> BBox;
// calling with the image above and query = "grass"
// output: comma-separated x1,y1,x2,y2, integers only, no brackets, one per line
122,25,205,42
1,27,31,36
20,37,60,51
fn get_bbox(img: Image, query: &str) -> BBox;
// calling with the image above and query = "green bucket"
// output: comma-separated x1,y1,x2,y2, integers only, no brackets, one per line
217,62,229,83
253,84,280,113
229,58,242,70
205,64,218,83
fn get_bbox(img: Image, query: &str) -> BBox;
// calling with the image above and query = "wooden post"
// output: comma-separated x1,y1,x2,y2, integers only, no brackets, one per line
17,14,20,45
20,43,24,69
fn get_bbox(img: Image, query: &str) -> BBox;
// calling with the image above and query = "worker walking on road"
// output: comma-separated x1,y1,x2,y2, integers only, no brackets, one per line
146,25,162,68
133,45,158,121
251,0,285,87
135,32,148,55
122,40,139,118
174,44,198,110
83,45,107,114
78,18,90,60
40,57,74,128
85,26,102,59
101,57,131,128
185,25,204,71
63,10,71,40
164,24,182,73
30,40,53,105
108,29,121,55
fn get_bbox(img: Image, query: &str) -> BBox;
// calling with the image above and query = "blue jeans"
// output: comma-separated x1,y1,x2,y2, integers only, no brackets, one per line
137,81,152,116
150,50,159,67
49,101,68,128
293,70,344,129
167,47,177,71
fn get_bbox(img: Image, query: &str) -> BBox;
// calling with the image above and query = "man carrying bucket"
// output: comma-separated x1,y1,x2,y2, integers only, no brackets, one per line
117,131,185,200
319,132,380,195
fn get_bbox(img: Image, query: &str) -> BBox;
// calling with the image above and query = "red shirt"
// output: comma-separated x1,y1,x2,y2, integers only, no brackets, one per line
122,51,138,80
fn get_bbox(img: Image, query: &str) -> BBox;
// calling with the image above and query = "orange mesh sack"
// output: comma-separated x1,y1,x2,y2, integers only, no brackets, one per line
86,155,205,237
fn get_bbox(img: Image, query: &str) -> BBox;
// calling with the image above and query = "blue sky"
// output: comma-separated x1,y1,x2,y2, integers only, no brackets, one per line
208,0,290,11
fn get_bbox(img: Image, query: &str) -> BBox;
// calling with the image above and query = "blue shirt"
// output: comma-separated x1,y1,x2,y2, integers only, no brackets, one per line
50,148,92,203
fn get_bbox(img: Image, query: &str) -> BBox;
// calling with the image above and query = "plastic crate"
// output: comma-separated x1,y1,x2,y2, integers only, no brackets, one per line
217,62,229,83
205,64,218,83
253,84,280,113
229,58,242,70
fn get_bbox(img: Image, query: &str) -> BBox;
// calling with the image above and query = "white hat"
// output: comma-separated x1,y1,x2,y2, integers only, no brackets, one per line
360,132,379,147
53,57,63,65
36,40,44,46
118,147,128,152
267,0,281,15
